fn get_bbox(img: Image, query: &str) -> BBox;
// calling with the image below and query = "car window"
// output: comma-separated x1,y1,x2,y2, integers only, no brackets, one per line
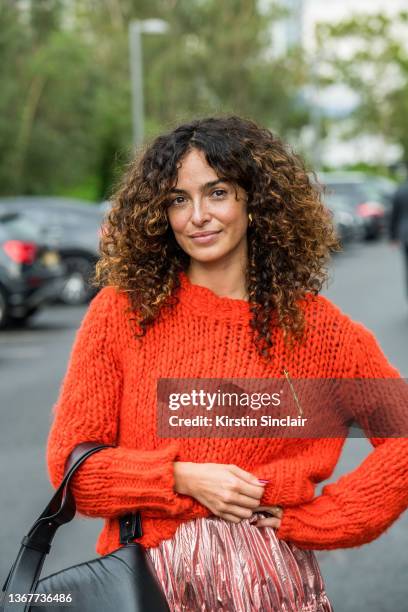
325,193,355,212
357,183,382,201
59,210,92,226
48,208,101,228
324,184,359,204
21,208,53,225
17,206,100,227
22,208,65,227
0,213,42,241
325,182,384,205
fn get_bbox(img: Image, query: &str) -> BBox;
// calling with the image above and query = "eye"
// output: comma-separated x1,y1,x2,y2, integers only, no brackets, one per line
170,196,187,206
211,189,227,198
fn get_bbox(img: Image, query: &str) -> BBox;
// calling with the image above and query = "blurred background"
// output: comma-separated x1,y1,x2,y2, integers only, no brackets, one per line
1,1,408,611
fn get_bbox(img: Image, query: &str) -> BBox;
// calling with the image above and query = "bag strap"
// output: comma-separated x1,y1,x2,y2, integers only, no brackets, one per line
63,442,142,544
1,442,142,611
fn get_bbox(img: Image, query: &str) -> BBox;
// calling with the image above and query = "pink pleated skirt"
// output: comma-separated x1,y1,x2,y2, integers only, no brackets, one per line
146,512,333,612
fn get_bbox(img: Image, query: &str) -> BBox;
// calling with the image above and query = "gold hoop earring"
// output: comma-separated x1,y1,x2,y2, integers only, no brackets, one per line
248,213,253,225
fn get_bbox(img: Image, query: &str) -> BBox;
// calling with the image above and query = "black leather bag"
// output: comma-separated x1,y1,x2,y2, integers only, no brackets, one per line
0,442,170,612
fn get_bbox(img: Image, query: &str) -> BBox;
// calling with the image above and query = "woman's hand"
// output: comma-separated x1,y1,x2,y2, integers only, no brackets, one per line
173,461,267,523
253,504,284,529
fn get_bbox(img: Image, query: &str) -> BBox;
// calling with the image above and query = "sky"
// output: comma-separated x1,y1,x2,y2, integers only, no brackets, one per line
303,0,406,47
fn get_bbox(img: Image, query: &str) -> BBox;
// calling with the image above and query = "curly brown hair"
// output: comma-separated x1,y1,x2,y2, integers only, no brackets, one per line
93,115,341,360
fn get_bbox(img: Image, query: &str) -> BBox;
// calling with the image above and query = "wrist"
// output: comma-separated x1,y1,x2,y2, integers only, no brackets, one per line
173,461,195,496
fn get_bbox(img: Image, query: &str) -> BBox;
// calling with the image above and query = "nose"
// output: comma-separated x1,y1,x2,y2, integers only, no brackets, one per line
190,196,211,226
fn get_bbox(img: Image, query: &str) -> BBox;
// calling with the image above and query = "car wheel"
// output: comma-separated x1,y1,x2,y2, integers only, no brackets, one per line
0,287,10,329
365,229,380,241
9,307,39,328
59,256,96,305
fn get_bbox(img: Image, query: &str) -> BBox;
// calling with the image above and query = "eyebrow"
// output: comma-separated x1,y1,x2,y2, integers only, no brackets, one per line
169,178,229,195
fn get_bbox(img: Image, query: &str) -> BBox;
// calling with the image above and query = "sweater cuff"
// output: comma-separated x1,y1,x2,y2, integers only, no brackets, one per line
70,441,195,518
275,492,360,550
251,462,315,507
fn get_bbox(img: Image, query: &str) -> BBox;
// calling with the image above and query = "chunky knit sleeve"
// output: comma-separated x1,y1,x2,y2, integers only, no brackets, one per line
251,440,337,507
46,287,195,519
275,320,408,550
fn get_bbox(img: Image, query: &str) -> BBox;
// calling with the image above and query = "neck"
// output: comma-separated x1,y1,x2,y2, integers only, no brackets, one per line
186,255,248,301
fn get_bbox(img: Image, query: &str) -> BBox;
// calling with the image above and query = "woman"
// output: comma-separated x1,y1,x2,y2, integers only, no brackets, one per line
46,116,408,611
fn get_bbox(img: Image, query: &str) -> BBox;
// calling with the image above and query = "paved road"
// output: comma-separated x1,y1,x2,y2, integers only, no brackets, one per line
0,239,407,611
318,241,408,612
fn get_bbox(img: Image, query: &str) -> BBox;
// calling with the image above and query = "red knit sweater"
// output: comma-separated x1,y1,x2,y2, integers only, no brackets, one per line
46,271,408,555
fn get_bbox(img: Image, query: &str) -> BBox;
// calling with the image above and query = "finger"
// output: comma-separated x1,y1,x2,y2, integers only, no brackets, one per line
219,512,245,524
221,504,254,520
228,479,268,501
229,464,267,487
254,517,281,529
229,493,265,510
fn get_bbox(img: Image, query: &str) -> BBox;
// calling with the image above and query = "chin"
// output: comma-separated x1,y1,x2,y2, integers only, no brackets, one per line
177,239,225,261
188,249,229,264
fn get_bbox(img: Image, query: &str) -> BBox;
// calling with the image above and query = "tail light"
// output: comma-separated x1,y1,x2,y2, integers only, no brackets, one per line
3,240,38,264
356,202,385,218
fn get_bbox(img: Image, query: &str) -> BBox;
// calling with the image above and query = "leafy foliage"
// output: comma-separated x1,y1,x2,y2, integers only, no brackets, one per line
0,0,309,199
315,11,408,160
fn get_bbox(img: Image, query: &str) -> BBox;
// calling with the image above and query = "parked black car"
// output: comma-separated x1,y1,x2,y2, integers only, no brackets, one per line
0,212,66,328
0,198,104,305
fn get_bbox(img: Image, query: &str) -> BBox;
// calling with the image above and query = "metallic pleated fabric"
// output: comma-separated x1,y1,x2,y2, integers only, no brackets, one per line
146,512,333,612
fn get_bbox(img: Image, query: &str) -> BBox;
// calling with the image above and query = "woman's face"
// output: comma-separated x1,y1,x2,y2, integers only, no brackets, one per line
167,148,248,265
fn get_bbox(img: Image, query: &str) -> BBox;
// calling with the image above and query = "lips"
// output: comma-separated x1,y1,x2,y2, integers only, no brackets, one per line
189,231,221,238
189,230,222,245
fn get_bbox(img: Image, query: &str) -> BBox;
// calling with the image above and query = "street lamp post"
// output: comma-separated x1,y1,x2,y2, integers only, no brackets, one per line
128,19,169,150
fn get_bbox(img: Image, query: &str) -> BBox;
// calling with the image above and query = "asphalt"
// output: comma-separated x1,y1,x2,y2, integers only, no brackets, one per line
0,237,407,611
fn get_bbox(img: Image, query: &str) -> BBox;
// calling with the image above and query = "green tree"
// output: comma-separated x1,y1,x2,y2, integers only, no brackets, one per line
0,0,309,198
316,11,408,161
0,1,103,195
77,0,309,196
